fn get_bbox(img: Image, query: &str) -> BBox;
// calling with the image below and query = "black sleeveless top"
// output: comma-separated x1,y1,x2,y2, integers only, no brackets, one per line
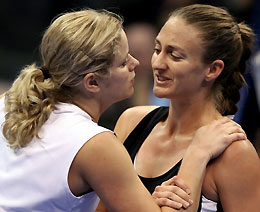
123,107,223,212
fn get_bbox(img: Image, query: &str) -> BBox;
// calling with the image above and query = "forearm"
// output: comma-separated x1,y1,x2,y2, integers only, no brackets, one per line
96,151,207,212
161,151,208,212
177,148,208,211
156,145,209,212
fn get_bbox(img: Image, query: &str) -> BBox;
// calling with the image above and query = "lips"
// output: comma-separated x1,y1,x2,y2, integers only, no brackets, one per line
156,74,171,81
157,76,169,81
130,74,135,85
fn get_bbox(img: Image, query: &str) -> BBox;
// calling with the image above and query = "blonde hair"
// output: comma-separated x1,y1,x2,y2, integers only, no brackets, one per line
3,9,123,149
170,4,255,115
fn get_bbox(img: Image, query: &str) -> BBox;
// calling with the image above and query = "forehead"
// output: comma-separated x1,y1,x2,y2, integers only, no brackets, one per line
157,17,204,56
112,29,129,66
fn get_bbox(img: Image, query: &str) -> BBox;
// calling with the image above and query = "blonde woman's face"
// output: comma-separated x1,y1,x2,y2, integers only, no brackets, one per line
100,30,140,104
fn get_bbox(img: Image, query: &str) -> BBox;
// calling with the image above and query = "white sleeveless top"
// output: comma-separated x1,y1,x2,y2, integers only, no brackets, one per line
0,98,109,212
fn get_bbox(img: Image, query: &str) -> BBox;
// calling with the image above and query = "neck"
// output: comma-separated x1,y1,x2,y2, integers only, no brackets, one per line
166,95,222,136
72,98,101,123
69,84,114,123
71,90,113,123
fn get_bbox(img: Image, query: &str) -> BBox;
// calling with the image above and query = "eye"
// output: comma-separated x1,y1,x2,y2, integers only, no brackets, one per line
154,48,161,54
121,58,129,67
121,55,129,67
170,54,182,61
121,60,127,67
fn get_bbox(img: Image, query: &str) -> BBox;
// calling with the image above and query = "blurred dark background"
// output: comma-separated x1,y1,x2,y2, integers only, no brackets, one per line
0,0,260,151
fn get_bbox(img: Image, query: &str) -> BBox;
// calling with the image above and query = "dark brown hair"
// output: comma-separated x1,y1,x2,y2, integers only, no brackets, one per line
170,4,255,115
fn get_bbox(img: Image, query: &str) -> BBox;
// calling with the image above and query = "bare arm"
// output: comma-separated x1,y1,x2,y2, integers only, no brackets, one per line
79,131,212,212
214,140,260,212
159,118,246,211
89,118,245,212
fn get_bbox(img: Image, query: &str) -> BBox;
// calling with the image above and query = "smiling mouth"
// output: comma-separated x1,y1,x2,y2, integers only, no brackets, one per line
157,76,169,81
156,74,171,82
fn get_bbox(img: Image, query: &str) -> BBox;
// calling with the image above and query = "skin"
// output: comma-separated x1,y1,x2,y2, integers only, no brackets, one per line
0,19,248,212
112,17,260,212
70,30,139,123
65,29,247,212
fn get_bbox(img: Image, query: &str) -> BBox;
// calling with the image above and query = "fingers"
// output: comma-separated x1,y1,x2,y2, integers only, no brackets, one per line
191,117,247,161
152,176,193,209
162,176,190,195
225,132,247,142
153,185,193,209
160,176,177,186
227,125,246,136
153,196,183,209
220,120,247,141
153,192,192,209
211,118,246,138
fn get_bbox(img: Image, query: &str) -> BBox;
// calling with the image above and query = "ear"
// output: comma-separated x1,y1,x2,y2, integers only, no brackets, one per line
205,60,224,82
82,73,101,93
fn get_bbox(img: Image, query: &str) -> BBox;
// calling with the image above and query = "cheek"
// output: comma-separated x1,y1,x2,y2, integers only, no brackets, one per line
151,54,156,68
111,73,129,89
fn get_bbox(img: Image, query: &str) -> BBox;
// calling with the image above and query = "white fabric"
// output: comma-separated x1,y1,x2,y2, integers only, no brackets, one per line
201,195,217,212
252,51,260,109
0,98,110,212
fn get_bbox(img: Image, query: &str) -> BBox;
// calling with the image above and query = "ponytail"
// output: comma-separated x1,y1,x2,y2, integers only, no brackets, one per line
219,22,256,115
3,64,57,149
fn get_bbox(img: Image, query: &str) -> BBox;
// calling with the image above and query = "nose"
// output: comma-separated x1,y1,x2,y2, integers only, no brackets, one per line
151,52,167,71
129,54,140,71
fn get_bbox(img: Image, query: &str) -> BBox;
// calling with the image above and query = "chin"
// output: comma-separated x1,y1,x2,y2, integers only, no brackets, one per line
153,88,170,99
117,91,134,102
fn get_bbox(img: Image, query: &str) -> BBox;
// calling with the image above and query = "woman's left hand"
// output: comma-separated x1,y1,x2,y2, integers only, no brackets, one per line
152,176,193,209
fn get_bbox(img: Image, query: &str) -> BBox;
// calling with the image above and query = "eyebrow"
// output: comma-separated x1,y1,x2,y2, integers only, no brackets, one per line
124,51,129,59
120,51,129,63
114,50,129,67
155,38,185,53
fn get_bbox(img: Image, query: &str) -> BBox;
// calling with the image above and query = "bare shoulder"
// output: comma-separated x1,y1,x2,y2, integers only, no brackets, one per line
74,131,127,179
118,105,159,123
212,139,260,174
69,131,119,195
212,139,260,196
216,139,259,163
81,131,120,153
206,139,260,211
114,105,159,143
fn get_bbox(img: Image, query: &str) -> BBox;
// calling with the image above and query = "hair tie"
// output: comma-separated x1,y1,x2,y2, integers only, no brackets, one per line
40,66,51,79
235,23,240,33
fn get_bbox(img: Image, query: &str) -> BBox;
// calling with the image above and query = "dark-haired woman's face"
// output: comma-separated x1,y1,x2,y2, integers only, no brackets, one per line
151,17,211,101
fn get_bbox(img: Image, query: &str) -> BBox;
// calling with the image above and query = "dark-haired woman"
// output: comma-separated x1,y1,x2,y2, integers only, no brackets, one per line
112,4,260,212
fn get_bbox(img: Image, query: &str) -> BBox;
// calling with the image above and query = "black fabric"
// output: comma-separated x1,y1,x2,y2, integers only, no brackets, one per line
123,106,223,211
217,201,224,212
124,107,168,162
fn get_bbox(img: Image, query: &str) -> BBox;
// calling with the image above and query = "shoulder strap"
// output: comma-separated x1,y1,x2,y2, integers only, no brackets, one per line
124,106,169,161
